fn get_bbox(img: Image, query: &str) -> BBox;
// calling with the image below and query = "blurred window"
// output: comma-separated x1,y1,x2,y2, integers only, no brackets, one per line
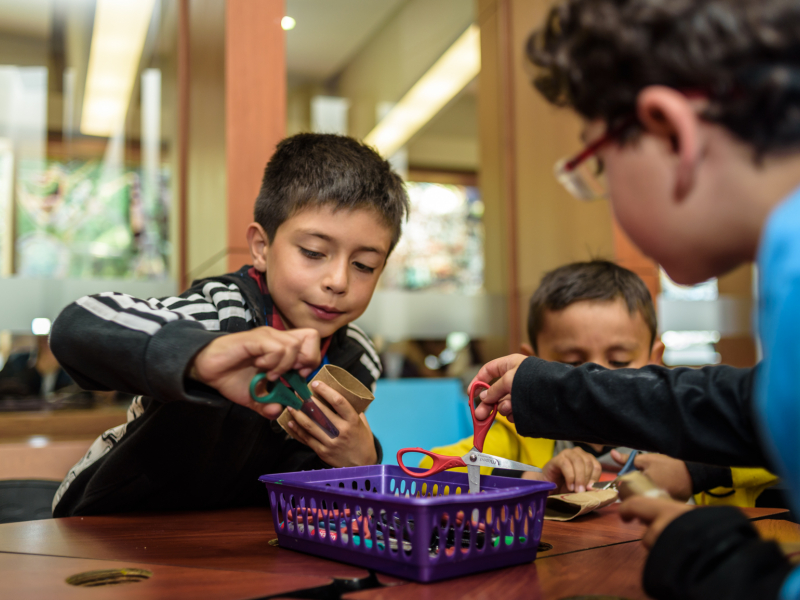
0,0,175,280
381,182,484,294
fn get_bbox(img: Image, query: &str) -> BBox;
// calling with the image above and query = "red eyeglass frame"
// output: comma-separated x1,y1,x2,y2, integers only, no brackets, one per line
561,115,638,173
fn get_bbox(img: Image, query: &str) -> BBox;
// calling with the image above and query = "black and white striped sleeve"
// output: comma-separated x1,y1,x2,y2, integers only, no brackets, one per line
345,323,383,393
50,279,256,404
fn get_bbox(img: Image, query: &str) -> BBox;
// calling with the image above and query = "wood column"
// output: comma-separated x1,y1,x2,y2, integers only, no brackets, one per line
478,0,615,357
612,218,660,305
225,0,286,271
177,0,190,289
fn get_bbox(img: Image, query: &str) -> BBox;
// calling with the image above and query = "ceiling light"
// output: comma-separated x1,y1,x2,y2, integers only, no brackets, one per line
364,24,480,158
281,16,296,31
81,0,156,136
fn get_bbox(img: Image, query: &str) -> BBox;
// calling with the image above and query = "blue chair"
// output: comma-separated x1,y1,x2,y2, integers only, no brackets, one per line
368,378,473,465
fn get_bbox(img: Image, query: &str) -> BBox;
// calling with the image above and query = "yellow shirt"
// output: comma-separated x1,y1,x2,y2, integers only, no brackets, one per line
693,467,779,508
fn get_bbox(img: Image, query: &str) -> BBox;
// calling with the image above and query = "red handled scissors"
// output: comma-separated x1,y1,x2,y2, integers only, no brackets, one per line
397,380,543,493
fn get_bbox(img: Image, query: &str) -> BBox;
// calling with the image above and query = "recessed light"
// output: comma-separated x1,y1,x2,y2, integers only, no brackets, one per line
281,16,296,30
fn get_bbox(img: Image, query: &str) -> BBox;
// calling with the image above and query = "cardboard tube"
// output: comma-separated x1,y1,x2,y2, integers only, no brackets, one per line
616,471,671,500
277,365,374,438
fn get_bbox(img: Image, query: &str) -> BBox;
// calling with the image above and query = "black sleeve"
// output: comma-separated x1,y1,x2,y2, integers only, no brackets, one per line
644,507,792,600
511,357,771,468
49,280,250,405
685,463,733,494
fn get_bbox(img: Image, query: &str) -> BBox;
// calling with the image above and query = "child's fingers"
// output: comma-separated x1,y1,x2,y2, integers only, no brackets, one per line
254,401,287,421
287,328,322,374
477,371,514,410
618,495,674,524
557,456,576,492
267,337,304,379
310,381,357,422
498,400,514,421
472,354,525,389
287,405,331,447
286,412,327,456
589,456,603,488
570,455,589,493
610,448,629,465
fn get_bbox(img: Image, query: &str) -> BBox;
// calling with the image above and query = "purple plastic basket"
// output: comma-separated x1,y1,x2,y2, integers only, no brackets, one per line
259,465,555,582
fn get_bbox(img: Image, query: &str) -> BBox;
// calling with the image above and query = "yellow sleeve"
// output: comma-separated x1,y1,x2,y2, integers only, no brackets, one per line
693,467,780,508
418,414,556,476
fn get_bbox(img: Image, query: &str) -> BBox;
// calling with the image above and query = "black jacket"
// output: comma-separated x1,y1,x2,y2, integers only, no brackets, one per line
511,356,790,600
50,266,383,516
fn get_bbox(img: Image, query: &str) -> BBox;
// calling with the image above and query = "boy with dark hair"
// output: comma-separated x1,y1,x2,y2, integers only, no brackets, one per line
526,259,657,358
473,1,800,598
49,133,408,516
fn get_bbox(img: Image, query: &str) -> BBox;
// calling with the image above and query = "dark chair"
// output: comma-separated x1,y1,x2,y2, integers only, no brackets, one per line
0,439,91,523
0,480,61,523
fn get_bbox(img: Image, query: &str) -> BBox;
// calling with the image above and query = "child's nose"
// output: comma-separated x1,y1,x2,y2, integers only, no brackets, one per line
323,260,348,293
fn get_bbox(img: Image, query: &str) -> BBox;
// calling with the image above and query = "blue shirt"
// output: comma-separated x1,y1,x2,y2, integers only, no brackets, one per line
754,185,800,600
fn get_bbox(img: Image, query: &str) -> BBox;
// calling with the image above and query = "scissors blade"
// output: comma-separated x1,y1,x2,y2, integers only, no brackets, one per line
463,451,543,474
468,464,481,494
599,449,640,490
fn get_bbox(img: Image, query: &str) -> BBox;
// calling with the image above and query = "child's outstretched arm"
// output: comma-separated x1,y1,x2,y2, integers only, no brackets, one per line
282,380,377,466
50,282,320,419
469,354,770,470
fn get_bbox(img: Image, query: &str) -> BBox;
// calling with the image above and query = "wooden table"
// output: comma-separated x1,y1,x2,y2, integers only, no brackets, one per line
0,505,789,599
0,406,128,443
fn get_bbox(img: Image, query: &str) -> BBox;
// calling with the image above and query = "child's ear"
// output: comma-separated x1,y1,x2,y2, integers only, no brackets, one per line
636,86,703,201
246,223,270,272
649,339,665,366
520,343,535,357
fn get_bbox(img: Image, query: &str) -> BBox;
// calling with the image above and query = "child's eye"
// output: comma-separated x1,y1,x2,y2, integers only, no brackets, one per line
300,247,323,259
566,361,583,367
609,360,631,368
353,262,375,274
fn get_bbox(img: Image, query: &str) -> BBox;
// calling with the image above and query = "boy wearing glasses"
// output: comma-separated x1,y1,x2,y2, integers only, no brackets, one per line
473,1,800,599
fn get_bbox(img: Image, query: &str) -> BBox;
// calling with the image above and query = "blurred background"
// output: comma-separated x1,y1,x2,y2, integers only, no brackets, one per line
0,0,756,471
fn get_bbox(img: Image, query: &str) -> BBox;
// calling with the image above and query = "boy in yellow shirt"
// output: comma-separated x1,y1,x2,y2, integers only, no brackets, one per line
423,260,777,503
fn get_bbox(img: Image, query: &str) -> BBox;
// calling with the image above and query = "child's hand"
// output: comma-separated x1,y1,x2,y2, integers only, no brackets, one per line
619,496,694,548
611,449,693,501
285,380,377,467
528,446,603,493
470,354,528,421
189,327,321,419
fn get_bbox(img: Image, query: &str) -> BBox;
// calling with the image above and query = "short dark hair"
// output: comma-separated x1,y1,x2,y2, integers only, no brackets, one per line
254,133,409,252
526,0,800,154
527,260,657,352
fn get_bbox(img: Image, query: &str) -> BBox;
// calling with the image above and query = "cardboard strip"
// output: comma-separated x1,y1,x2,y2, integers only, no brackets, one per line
544,489,619,521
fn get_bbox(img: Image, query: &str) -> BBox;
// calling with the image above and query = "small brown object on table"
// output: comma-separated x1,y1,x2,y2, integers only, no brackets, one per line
0,503,787,599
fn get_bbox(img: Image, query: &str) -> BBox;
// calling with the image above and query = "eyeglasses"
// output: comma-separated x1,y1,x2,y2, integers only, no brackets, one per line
554,117,636,202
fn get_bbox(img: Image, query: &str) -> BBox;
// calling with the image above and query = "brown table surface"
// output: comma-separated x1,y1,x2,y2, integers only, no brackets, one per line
0,505,789,599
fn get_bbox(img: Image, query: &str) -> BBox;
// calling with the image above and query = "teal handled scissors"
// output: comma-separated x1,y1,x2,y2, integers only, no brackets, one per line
397,380,543,493
249,371,339,439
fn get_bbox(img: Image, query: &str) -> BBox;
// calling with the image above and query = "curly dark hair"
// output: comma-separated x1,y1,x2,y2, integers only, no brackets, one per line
254,133,409,253
527,260,657,352
527,0,800,154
